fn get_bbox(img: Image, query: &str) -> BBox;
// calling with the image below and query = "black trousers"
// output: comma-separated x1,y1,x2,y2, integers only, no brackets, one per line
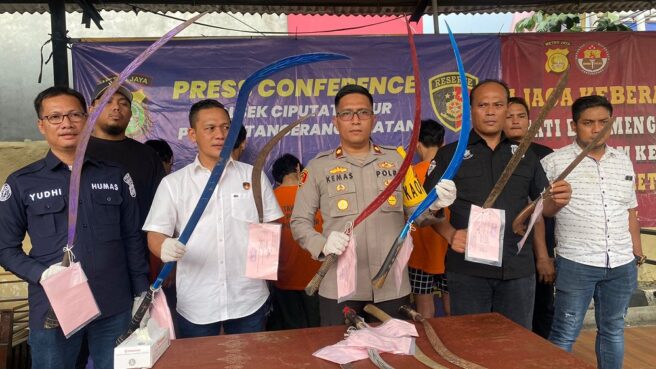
267,287,320,330
532,278,555,339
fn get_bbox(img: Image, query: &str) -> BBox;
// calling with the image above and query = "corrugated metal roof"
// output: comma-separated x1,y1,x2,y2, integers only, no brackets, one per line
0,1,654,15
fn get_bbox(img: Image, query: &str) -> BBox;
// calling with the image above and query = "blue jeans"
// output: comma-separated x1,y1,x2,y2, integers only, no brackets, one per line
549,256,637,369
29,310,131,369
177,301,268,338
447,271,535,329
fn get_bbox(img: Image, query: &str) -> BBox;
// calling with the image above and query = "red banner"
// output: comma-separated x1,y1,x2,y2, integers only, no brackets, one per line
502,33,656,226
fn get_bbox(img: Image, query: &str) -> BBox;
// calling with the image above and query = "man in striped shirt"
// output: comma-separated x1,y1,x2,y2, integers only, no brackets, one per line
541,95,644,369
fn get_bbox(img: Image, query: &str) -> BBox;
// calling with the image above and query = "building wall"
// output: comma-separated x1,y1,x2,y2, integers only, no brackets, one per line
0,10,286,141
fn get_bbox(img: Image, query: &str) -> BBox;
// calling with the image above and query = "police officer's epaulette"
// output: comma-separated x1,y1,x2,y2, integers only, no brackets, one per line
375,144,398,153
12,159,47,178
314,149,334,159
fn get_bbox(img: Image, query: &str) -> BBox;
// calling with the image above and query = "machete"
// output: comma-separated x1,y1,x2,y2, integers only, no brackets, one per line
364,304,448,369
512,115,614,235
400,305,487,369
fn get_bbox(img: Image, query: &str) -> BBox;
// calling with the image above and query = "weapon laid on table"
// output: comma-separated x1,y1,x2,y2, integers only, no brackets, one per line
512,115,614,235
305,17,423,296
364,304,448,369
400,306,487,369
45,12,207,330
372,22,470,289
252,114,315,222
116,52,349,346
482,68,569,211
343,307,395,369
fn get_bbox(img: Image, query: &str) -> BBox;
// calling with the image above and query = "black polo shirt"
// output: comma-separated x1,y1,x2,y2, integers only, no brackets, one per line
424,131,548,279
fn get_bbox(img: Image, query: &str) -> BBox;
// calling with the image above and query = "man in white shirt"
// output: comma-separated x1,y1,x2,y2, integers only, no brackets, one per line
143,99,282,338
541,95,644,369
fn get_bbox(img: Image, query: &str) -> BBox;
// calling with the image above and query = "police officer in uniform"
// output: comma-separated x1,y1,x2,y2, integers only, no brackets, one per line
0,86,149,369
291,85,456,325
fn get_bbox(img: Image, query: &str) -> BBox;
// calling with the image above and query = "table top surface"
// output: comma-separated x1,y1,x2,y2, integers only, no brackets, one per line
152,313,595,369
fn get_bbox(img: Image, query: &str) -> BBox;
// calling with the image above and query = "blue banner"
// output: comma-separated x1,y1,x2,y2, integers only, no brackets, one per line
72,35,499,173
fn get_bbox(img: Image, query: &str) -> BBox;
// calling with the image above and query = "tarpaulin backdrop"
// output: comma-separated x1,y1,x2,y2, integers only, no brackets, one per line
502,33,656,226
71,35,499,170
72,33,655,226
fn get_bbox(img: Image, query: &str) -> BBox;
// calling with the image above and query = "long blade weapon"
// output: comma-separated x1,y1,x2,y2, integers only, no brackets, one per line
372,22,471,288
400,305,487,369
116,52,348,345
306,17,423,296
343,307,395,369
512,116,614,235
364,304,448,369
44,12,206,330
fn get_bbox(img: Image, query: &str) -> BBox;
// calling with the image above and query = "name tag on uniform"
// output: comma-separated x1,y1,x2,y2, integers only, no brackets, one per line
245,223,282,280
465,205,505,267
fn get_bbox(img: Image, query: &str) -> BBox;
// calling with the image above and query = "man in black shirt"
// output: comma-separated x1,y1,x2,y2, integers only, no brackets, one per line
425,80,570,328
87,80,166,230
505,96,556,338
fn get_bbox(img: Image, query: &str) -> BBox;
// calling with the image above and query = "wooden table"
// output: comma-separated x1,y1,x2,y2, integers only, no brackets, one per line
152,313,595,369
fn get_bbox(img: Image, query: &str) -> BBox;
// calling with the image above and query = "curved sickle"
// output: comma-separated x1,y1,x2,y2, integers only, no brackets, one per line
371,22,472,289
118,52,349,345
49,12,206,332
306,18,424,296
252,114,316,222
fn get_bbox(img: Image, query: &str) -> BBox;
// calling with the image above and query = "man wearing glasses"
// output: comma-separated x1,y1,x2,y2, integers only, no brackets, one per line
291,84,456,325
0,86,148,369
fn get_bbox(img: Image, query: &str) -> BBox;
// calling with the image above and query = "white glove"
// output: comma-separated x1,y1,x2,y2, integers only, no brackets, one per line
430,179,457,211
322,231,349,256
39,263,67,283
160,237,186,262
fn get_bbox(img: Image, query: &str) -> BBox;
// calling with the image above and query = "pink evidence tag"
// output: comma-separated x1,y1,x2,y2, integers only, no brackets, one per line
41,262,100,338
517,198,544,253
465,205,505,267
245,223,282,280
151,290,176,340
337,235,357,303
392,234,414,294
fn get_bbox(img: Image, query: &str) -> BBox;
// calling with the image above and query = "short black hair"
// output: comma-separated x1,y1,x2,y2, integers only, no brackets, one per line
335,84,373,107
233,126,247,150
34,86,87,117
188,99,230,128
508,96,530,119
572,95,613,123
144,139,173,163
419,119,445,148
272,153,302,184
469,79,510,106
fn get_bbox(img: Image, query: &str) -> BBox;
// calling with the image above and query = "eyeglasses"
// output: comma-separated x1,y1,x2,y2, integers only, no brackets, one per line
41,112,88,125
336,109,374,121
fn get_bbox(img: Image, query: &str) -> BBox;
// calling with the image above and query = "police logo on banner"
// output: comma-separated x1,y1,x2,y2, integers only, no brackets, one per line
576,42,610,75
123,173,136,198
0,183,11,202
544,40,571,74
429,72,479,132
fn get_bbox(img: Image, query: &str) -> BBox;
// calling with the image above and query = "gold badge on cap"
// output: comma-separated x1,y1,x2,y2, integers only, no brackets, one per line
337,199,349,210
378,161,394,169
336,184,346,192
387,196,397,206
329,166,348,174
243,182,251,190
